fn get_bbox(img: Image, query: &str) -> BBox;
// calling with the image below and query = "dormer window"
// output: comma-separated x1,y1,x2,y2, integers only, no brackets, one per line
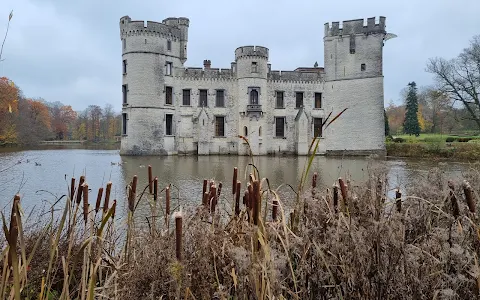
251,62,257,73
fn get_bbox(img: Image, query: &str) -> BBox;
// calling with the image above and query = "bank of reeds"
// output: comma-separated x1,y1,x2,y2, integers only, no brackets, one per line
2,116,480,298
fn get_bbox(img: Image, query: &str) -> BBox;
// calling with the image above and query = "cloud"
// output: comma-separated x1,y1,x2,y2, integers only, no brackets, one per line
0,0,479,111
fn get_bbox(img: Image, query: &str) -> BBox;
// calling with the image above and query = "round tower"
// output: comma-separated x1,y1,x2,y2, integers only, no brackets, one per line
234,46,269,155
119,15,189,155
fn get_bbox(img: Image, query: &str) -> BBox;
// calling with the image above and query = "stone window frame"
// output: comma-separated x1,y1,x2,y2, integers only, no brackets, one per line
275,117,286,138
361,63,366,71
165,86,173,105
165,61,173,76
122,113,128,136
182,89,191,106
215,89,226,107
295,91,304,109
275,91,285,109
314,92,322,109
167,40,172,51
313,117,323,138
251,62,258,73
165,114,174,136
122,84,128,105
199,89,208,107
214,115,226,137
248,87,261,105
122,59,127,75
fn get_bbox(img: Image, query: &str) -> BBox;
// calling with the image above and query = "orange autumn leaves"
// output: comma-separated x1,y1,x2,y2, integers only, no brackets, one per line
0,76,18,114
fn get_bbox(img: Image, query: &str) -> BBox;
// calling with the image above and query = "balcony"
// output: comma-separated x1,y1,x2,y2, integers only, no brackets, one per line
247,104,262,112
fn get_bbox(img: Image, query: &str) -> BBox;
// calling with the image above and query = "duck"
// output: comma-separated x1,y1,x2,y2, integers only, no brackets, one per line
35,162,41,166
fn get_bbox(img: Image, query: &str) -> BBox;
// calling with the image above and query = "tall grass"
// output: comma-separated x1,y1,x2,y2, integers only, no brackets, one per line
2,110,480,298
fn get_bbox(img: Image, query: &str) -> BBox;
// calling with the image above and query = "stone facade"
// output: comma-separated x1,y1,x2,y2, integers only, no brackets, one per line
119,16,389,156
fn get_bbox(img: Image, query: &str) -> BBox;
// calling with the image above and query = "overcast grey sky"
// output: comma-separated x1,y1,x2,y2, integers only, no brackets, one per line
1,0,479,112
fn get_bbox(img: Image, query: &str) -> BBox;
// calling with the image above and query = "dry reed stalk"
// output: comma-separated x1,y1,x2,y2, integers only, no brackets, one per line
173,211,183,261
166,186,171,216
235,181,241,216
104,181,112,214
8,194,20,268
243,190,250,221
395,189,402,213
338,178,348,207
272,198,279,221
333,185,339,212
450,190,460,218
148,165,153,194
111,200,117,220
463,180,476,213
247,183,254,209
83,183,89,224
249,173,254,184
153,177,158,201
210,185,217,214
448,180,455,191
252,180,261,225
202,179,208,198
232,167,238,195
95,187,104,214
217,182,223,198
128,175,138,212
76,175,85,204
70,177,76,201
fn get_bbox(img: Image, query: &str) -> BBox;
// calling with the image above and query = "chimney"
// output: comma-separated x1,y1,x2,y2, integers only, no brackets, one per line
203,59,211,69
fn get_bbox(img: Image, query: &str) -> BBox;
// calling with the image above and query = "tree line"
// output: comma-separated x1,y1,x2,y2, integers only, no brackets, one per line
0,77,121,145
386,34,480,136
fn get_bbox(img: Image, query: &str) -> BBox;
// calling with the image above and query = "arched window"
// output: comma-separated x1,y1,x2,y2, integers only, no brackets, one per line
259,126,262,137
250,90,258,104
244,126,248,136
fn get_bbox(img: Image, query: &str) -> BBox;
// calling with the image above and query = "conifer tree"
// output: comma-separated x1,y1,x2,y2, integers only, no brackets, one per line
403,82,420,136
384,109,390,136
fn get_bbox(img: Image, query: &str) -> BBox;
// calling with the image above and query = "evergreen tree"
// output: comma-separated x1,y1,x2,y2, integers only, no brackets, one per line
384,109,390,136
403,82,421,136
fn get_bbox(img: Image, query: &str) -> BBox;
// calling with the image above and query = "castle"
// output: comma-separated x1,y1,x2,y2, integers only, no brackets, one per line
119,15,390,156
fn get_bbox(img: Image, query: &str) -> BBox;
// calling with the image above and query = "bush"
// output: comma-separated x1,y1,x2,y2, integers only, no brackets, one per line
458,137,472,142
393,137,405,143
446,137,455,143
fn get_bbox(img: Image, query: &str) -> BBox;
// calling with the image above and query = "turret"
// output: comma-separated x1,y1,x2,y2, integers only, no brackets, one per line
234,46,269,79
323,17,387,81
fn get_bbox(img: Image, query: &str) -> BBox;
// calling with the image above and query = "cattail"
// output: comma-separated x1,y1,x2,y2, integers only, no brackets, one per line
202,179,208,199
217,182,223,198
70,177,76,201
249,173,254,184
111,200,117,220
148,165,153,194
210,185,217,213
173,211,183,261
395,189,402,213
232,167,238,195
463,180,475,213
235,181,241,216
202,192,209,207
333,185,339,212
252,180,261,225
450,190,460,218
338,178,348,204
272,198,279,221
153,177,158,201
448,180,455,191
104,181,112,214
166,186,171,216
76,175,85,204
247,183,254,209
95,187,103,214
8,194,20,268
82,183,89,224
128,175,138,213
312,172,318,189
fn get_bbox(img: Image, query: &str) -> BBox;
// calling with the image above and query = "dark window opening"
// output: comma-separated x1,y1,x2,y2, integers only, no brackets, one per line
122,113,127,135
251,62,257,73
250,90,259,105
167,40,172,51
276,91,284,108
166,114,173,135
165,62,172,76
199,89,208,107
350,34,356,54
361,63,366,71
259,126,262,137
244,126,248,136
182,89,191,106
215,116,225,137
314,118,323,138
295,92,304,108
122,84,127,104
216,90,225,107
275,117,285,137
314,93,322,109
165,86,173,105
122,60,127,74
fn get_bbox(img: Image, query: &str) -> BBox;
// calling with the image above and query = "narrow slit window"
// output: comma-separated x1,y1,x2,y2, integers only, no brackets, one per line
166,114,173,135
182,89,191,106
165,62,172,76
275,117,285,137
122,84,128,104
122,113,127,135
314,93,322,108
165,86,173,105
251,62,257,73
276,91,284,108
215,116,225,137
167,40,172,51
361,63,366,71
122,60,127,74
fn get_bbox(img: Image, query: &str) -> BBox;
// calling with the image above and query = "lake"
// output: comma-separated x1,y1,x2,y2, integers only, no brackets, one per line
0,147,474,222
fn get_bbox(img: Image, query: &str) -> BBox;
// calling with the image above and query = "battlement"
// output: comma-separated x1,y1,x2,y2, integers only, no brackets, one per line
179,67,235,79
269,70,324,82
120,15,187,40
235,46,269,60
324,17,386,37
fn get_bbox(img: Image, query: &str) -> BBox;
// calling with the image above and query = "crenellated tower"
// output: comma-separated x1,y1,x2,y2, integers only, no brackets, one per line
323,17,388,155
119,15,190,155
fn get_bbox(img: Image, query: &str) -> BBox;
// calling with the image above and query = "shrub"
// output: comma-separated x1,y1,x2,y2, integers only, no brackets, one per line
446,137,455,143
458,137,472,142
393,137,405,143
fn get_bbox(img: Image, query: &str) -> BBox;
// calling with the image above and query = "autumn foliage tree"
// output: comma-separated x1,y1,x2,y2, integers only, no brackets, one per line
0,77,19,143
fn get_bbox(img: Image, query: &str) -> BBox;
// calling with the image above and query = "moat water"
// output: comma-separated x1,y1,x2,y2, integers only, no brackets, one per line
0,146,474,223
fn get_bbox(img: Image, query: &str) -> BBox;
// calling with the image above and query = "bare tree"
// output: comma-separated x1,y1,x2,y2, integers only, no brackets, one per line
427,35,480,130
